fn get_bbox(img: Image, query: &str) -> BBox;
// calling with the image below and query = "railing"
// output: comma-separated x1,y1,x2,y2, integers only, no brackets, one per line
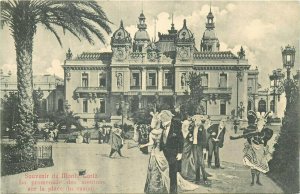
203,87,232,94
146,86,158,90
130,86,141,90
37,146,52,159
75,87,108,93
163,86,173,90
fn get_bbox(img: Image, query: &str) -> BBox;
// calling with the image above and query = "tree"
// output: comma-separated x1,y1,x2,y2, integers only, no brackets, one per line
1,90,42,136
1,1,111,148
180,72,205,116
268,79,300,193
1,93,20,133
32,88,43,131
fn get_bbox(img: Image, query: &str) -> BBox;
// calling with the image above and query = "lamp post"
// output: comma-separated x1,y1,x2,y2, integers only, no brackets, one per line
236,69,243,119
269,68,285,118
116,98,129,129
281,45,296,107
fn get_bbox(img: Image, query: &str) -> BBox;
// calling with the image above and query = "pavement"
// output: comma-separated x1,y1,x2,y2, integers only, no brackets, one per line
1,124,283,193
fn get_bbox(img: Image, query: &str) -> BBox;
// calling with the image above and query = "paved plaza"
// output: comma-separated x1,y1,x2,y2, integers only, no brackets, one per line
1,125,282,193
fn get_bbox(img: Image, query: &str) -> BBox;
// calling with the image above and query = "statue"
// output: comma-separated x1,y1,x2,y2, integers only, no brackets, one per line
117,73,123,88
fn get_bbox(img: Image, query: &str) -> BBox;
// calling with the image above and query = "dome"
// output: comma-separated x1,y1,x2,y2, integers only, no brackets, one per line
111,20,132,44
134,30,150,41
177,19,194,41
203,29,218,40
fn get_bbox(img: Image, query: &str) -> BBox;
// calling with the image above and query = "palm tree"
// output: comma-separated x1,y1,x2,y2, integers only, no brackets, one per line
1,1,112,148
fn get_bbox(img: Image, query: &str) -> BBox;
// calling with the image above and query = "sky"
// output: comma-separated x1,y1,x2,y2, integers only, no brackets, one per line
1,0,300,90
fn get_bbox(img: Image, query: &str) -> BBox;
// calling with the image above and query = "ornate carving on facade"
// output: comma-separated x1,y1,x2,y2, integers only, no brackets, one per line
65,68,71,81
66,48,73,60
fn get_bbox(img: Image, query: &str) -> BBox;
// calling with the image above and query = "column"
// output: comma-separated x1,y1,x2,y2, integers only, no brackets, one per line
142,68,146,91
242,71,248,121
158,68,163,91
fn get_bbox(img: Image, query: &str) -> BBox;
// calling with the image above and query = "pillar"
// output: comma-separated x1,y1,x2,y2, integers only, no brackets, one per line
158,68,163,91
142,68,146,91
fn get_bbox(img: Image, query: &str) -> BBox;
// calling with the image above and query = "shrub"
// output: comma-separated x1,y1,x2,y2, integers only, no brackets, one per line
1,144,37,176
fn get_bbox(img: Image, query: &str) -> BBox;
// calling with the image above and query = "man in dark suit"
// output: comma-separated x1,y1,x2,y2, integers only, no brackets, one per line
191,116,209,184
207,119,226,168
159,110,183,194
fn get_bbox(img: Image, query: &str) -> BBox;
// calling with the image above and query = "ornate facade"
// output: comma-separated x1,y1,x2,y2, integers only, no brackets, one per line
63,10,263,127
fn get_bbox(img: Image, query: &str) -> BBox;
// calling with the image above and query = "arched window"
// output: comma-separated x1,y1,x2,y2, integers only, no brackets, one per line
270,100,275,113
58,99,63,112
258,99,267,113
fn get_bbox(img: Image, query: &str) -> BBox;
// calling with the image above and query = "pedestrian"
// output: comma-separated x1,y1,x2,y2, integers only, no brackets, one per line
207,118,226,169
190,115,210,185
53,127,59,142
230,111,273,186
109,124,124,158
84,131,91,144
159,110,183,194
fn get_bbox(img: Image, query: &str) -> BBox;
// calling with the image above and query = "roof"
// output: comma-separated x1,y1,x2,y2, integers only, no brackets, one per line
134,30,150,41
75,52,112,61
203,29,218,40
193,51,238,60
155,41,176,52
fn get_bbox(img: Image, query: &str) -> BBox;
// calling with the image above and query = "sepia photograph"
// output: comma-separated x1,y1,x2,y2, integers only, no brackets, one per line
0,0,299,193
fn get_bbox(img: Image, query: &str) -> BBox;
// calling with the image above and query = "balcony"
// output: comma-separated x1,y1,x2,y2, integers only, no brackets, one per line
75,87,108,94
203,87,232,94
130,86,141,90
146,86,157,90
163,86,173,90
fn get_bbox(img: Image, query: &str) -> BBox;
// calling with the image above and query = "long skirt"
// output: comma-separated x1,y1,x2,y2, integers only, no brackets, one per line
181,140,196,181
243,142,270,173
144,148,170,193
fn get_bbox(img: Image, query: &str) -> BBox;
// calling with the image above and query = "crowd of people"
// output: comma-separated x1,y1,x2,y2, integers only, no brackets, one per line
129,108,274,194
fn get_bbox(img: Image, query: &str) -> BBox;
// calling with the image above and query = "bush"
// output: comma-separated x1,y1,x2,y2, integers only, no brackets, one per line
1,144,37,176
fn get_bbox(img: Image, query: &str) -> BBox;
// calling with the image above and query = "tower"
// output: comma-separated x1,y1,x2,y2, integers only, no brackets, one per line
111,20,132,61
133,12,150,52
176,19,195,61
200,5,220,52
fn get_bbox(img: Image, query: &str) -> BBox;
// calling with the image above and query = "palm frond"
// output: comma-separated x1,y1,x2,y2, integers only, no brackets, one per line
42,21,62,46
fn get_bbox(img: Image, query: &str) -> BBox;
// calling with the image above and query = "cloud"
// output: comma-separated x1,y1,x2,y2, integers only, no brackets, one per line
244,19,276,41
46,59,64,78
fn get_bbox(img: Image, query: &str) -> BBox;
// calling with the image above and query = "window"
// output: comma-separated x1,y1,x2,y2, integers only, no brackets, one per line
83,99,88,113
99,73,106,87
258,99,267,113
164,72,173,86
100,100,105,113
83,118,87,122
42,99,47,112
58,99,63,112
82,73,89,87
148,72,156,86
201,74,208,87
220,101,226,115
219,73,227,87
270,100,275,113
131,72,140,86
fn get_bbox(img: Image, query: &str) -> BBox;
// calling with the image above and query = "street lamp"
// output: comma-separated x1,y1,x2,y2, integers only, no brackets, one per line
282,45,296,106
269,68,285,118
236,69,243,119
116,100,129,129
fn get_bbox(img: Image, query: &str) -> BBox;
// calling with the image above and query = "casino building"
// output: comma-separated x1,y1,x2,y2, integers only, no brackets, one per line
63,9,263,127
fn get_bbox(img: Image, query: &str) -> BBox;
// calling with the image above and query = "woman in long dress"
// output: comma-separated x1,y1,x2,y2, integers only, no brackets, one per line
140,112,199,193
180,115,196,181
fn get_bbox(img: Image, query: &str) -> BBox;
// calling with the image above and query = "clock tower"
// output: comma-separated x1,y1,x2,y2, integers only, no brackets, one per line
175,19,195,61
111,20,132,61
